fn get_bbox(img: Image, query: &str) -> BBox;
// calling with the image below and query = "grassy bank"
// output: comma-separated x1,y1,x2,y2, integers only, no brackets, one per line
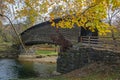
33,44,58,56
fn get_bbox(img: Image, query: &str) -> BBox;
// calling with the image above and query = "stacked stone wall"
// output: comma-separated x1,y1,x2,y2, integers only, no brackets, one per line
57,48,120,73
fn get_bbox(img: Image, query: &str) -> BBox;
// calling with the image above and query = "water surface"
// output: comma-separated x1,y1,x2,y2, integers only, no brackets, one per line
0,59,56,80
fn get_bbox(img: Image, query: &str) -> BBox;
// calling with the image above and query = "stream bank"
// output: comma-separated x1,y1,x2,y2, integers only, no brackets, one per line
18,55,57,63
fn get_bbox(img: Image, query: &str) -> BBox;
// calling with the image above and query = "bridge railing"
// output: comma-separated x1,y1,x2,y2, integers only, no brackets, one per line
80,36,120,52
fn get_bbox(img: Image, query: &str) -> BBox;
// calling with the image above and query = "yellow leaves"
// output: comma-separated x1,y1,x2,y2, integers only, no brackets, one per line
50,13,55,20
47,0,118,36
81,16,87,23
112,0,120,10
7,0,118,36
105,30,111,33
98,26,111,36
104,0,120,10
76,21,81,27
16,7,38,18
51,22,55,27
20,9,28,16
64,21,73,29
5,0,15,4
97,23,111,36
29,16,35,24
15,0,40,25
94,0,103,3
40,1,49,12
51,19,74,29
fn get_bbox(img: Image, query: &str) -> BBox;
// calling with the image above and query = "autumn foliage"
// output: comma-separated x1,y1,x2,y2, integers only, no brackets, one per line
1,0,120,36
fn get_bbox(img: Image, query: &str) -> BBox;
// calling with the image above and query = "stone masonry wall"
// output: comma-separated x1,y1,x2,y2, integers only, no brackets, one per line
57,48,120,74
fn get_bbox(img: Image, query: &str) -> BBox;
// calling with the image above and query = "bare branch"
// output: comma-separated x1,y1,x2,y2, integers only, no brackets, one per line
111,9,120,19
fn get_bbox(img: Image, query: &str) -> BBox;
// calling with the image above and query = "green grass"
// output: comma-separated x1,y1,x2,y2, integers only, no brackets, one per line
35,50,58,56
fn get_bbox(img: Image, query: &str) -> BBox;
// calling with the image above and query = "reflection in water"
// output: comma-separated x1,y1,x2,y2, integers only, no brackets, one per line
19,61,56,78
33,62,56,77
18,61,38,78
0,59,56,80
0,59,19,80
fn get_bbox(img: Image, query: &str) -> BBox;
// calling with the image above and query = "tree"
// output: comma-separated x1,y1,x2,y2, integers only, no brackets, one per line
0,0,10,42
106,4,120,39
41,0,120,35
112,13,120,37
0,14,27,52
7,0,120,36
0,0,27,52
16,0,40,26
115,16,120,30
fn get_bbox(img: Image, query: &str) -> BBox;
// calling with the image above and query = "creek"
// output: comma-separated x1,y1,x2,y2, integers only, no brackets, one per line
0,59,56,80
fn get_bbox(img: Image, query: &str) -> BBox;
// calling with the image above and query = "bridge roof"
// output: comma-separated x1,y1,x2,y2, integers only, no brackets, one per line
21,18,62,35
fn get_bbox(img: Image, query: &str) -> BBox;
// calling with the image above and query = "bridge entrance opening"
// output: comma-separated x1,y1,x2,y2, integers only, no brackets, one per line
22,44,59,57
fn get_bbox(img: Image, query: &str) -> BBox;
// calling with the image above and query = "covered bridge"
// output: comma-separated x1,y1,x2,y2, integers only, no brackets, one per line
21,18,98,45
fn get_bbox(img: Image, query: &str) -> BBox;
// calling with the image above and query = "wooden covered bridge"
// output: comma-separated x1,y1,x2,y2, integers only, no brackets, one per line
21,18,80,45
20,18,120,53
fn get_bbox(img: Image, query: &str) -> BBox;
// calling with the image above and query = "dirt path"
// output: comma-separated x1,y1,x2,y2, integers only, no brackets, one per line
35,56,57,63
18,55,57,63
